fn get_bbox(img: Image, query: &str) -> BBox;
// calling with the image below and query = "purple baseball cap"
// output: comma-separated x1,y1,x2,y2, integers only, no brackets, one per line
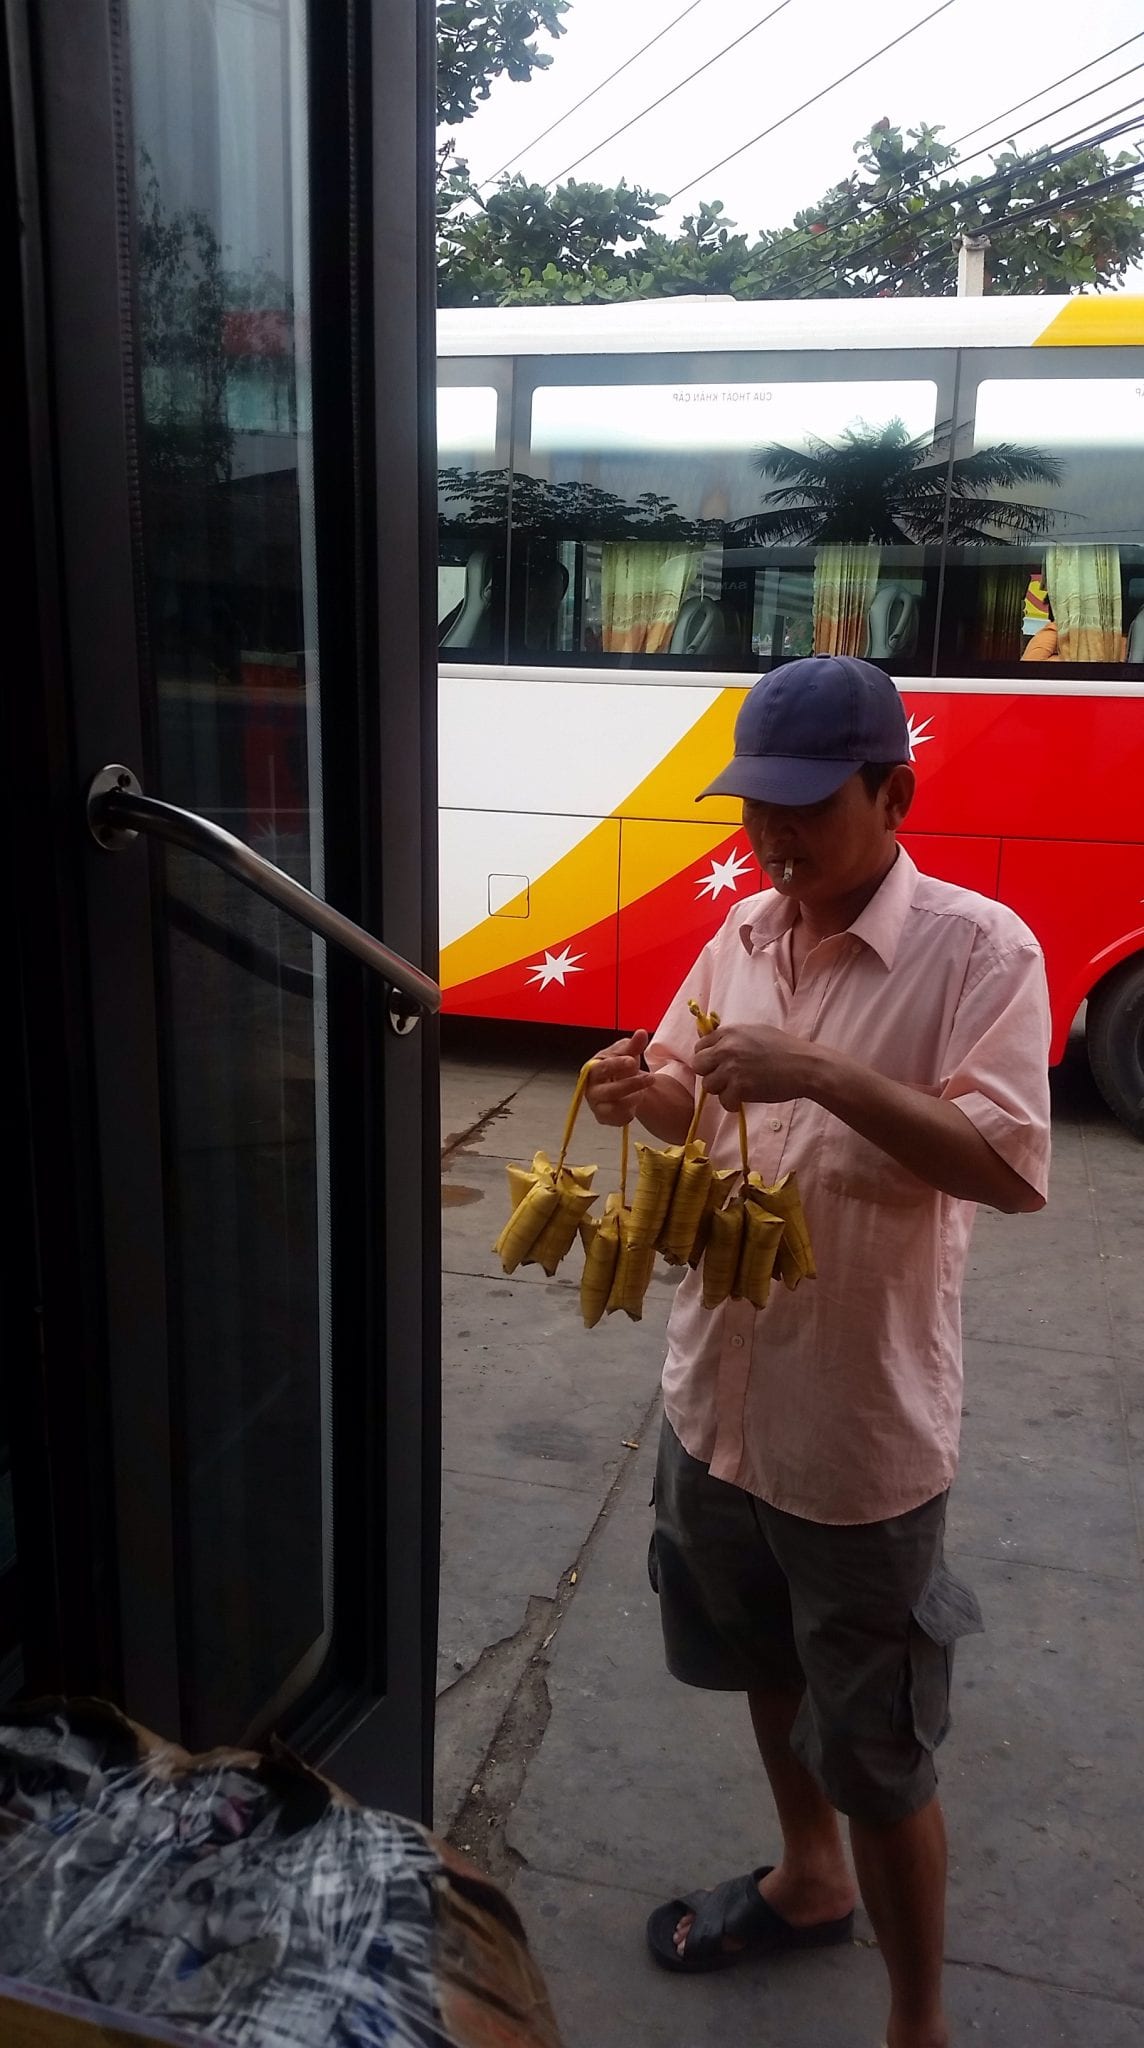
698,655,911,806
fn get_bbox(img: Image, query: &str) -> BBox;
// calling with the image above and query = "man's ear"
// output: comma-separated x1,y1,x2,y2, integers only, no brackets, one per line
884,762,916,828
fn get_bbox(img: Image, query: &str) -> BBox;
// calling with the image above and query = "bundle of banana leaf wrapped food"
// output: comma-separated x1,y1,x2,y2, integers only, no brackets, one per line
493,1061,598,1277
579,1125,659,1326
683,1001,815,1311
492,1007,816,1323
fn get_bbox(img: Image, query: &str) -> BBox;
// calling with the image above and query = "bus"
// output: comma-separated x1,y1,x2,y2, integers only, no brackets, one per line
437,295,1144,1136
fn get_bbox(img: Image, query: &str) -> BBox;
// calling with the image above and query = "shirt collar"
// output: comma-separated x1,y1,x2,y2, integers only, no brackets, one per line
740,844,918,971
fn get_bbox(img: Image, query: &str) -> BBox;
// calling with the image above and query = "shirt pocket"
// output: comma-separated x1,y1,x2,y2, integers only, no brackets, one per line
897,1562,985,1753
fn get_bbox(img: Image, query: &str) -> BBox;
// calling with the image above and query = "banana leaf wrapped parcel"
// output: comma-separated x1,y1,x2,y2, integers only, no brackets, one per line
579,1125,657,1325
494,1063,598,1277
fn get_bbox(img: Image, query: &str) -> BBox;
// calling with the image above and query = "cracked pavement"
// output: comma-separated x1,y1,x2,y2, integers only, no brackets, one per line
437,1019,1144,2047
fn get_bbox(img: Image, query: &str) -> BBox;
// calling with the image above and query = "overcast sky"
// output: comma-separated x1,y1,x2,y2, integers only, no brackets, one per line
448,0,1144,280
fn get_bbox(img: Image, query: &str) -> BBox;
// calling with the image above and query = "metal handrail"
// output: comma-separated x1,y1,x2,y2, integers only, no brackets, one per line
87,767,440,1020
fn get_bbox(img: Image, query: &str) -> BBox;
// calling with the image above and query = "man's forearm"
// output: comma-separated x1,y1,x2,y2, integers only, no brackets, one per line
635,1075,695,1145
799,1043,1042,1214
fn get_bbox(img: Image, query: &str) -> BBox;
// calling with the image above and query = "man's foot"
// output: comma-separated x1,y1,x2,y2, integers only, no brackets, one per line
673,1861,856,1958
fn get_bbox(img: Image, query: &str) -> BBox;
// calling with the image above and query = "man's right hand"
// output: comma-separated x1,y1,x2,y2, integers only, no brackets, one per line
585,1030,655,1127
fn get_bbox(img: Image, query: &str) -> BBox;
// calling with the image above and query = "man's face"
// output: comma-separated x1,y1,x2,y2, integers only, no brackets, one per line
741,764,915,907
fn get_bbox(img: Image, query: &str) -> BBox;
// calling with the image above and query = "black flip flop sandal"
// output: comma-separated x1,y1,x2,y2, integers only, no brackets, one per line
646,1864,854,1975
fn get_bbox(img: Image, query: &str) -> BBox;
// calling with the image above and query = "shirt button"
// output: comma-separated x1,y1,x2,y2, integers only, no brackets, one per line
769,1117,783,1131
730,1334,745,1350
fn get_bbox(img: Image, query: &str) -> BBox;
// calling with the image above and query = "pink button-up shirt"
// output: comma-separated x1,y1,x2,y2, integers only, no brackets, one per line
647,847,1051,1525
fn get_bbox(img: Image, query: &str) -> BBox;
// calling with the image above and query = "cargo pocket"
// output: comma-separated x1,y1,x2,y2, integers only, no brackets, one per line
901,1562,984,1753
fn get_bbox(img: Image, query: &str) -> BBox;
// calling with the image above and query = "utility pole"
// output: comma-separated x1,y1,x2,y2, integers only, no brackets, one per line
954,230,990,296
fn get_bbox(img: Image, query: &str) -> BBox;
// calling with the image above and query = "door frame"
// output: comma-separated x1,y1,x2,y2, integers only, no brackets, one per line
6,0,440,1818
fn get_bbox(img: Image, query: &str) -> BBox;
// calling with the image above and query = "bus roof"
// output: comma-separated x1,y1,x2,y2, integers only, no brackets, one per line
436,295,1144,357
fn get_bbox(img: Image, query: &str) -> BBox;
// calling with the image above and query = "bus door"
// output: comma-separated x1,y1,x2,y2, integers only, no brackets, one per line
5,0,441,1818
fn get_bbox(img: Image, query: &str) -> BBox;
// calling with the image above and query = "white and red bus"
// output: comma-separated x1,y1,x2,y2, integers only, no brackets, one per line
437,295,1144,1135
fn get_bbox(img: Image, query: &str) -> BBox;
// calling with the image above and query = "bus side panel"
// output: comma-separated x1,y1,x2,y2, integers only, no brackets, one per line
617,821,761,1030
901,689,1144,846
900,834,1000,897
440,808,621,1028
998,838,1144,1062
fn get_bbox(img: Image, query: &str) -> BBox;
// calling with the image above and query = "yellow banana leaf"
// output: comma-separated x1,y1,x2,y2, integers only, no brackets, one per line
494,1179,562,1275
733,1200,784,1309
701,1202,744,1310
688,1166,740,1269
756,1170,816,1288
627,1140,684,1248
658,1144,715,1265
580,1196,622,1329
528,1180,598,1277
494,1062,599,1278
606,1209,658,1322
508,1151,596,1207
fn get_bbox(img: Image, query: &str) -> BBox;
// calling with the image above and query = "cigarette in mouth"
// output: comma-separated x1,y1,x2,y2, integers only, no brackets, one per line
782,858,794,884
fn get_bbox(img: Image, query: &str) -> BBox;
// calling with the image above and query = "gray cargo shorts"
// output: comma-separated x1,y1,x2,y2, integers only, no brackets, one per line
650,1416,983,1826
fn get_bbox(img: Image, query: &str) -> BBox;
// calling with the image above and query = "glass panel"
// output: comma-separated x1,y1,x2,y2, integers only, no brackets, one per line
438,379,508,653
128,0,331,1745
0,1396,18,1703
514,374,944,672
940,374,1144,674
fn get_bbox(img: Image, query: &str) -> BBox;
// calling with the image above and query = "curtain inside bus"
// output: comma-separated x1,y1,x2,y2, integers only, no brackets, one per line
1046,545,1123,663
812,543,881,656
601,542,700,654
976,565,1027,662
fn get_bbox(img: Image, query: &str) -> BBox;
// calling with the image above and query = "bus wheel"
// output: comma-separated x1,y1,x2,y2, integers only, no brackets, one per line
1086,957,1144,1139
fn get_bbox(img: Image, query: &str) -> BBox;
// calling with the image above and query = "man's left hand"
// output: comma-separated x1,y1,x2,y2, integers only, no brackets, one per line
693,1023,813,1109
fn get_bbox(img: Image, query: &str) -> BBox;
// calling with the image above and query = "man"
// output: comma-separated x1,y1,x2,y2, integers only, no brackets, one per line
584,656,1050,2048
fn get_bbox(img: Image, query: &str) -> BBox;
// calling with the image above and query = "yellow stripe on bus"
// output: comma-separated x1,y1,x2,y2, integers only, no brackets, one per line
439,688,746,986
1035,298,1144,346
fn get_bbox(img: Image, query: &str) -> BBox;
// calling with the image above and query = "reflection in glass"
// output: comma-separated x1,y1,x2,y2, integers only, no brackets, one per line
128,0,330,1745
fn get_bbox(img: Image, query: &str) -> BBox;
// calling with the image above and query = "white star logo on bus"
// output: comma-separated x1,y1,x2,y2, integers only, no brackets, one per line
906,713,935,757
697,850,754,901
526,945,584,989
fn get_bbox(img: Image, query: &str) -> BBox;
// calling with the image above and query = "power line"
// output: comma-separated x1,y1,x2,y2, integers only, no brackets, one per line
541,0,795,190
795,154,1144,297
788,105,1144,299
665,0,960,205
477,0,711,189
739,49,1144,298
946,29,1144,151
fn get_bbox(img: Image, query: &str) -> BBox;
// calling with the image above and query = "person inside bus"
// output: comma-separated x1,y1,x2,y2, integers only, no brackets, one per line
583,655,1050,2048
1020,598,1061,662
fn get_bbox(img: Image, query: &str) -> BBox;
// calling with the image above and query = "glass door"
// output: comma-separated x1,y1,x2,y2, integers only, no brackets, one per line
8,0,439,1814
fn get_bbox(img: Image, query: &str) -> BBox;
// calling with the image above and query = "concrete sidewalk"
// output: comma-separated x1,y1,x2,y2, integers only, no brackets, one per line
438,1023,1144,2046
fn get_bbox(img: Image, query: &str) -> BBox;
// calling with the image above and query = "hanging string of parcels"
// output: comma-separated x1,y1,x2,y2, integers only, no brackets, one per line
493,1001,816,1326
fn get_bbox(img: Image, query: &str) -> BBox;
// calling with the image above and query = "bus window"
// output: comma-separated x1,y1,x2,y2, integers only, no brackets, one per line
438,381,509,655
938,373,1144,675
511,373,945,674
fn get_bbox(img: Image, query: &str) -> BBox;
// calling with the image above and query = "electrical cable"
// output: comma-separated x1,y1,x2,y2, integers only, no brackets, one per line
795,157,1144,295
789,107,1144,298
946,29,1144,152
477,0,711,189
541,0,795,190
746,60,1144,297
665,0,959,205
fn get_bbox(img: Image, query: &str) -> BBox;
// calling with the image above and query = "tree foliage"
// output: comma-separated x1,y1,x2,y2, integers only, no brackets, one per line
732,421,1063,547
437,115,1144,305
437,1,568,127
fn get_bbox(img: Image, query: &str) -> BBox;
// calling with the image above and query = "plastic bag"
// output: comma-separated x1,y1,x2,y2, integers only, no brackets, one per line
0,1701,562,2048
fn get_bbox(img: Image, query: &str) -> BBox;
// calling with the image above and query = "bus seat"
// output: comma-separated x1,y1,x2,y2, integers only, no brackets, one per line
439,548,494,650
669,594,727,659
867,583,919,660
1126,606,1144,664
521,559,570,650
